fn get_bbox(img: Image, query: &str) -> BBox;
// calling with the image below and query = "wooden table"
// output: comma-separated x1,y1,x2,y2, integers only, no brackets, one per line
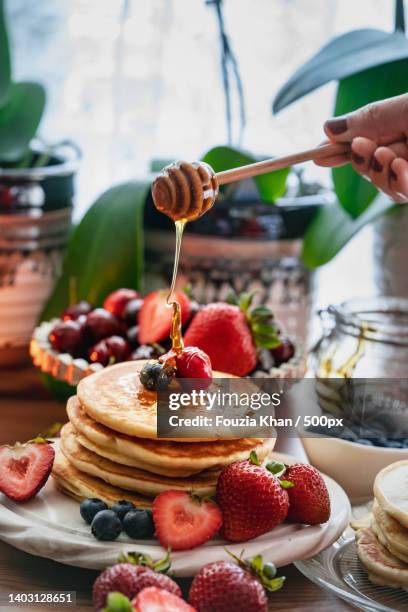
0,365,352,611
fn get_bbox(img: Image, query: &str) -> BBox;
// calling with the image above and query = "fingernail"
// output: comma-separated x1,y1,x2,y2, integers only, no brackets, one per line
351,152,365,165
325,118,348,135
370,156,383,172
390,168,398,181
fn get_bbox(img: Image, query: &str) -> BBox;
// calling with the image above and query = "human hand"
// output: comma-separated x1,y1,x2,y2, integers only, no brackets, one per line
316,94,408,203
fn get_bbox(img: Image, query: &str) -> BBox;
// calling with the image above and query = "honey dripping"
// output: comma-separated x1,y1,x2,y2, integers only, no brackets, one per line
151,160,219,353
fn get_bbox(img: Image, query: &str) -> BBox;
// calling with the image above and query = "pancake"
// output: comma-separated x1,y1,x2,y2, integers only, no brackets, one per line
374,461,408,529
371,517,408,564
52,450,152,508
77,360,237,440
357,527,408,590
60,424,218,497
67,396,275,477
373,500,408,557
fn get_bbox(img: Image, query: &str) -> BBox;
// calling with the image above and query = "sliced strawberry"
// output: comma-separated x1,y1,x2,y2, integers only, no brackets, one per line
152,491,222,551
132,587,195,612
0,441,55,503
138,291,191,345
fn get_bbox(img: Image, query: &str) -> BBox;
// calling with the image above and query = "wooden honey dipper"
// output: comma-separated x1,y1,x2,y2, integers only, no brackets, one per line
151,142,350,221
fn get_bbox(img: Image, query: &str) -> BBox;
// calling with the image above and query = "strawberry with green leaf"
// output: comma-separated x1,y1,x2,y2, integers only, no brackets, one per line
184,291,281,376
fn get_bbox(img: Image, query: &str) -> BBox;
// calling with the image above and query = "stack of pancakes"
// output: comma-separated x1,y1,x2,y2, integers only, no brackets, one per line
356,460,408,590
53,361,275,508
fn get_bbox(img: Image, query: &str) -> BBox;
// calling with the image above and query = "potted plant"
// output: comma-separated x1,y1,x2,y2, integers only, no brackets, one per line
272,0,408,296
0,0,79,365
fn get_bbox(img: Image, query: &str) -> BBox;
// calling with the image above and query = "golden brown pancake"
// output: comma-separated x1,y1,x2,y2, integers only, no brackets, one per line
67,396,275,477
52,450,152,508
60,423,218,497
357,527,408,589
77,360,238,440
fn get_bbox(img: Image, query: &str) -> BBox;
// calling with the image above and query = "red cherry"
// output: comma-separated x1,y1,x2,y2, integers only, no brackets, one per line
48,320,83,356
123,298,143,327
103,289,139,319
62,300,92,321
271,336,295,365
84,308,121,342
88,335,130,366
175,346,212,379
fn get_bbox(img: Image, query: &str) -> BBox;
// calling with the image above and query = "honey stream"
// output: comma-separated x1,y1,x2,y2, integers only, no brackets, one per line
166,219,186,353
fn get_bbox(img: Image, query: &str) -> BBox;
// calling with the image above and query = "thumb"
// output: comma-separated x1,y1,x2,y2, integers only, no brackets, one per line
324,94,408,146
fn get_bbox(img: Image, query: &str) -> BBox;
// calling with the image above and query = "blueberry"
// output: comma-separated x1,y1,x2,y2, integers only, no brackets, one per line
139,362,175,391
355,439,373,446
111,500,136,521
80,498,108,524
122,509,155,539
91,510,122,541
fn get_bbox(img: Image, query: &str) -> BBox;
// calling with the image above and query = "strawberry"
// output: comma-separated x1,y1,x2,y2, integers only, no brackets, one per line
92,562,181,611
0,440,55,503
138,290,191,344
132,587,196,612
189,560,267,612
152,491,222,551
216,454,289,542
283,463,331,525
184,292,280,376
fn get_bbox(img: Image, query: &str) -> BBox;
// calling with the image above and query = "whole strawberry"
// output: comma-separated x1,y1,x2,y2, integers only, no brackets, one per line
189,560,267,612
92,562,181,611
284,463,331,525
184,292,281,376
216,454,289,542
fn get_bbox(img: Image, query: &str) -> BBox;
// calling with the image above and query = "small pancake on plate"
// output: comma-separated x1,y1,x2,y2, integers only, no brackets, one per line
67,396,275,477
52,450,152,508
60,423,218,497
371,516,408,564
374,461,408,529
76,360,238,440
373,500,408,557
357,527,408,590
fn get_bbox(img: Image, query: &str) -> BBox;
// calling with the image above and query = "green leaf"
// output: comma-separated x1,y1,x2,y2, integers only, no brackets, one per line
279,480,295,489
302,196,396,268
0,0,11,104
273,29,408,113
333,58,408,218
0,82,46,161
249,450,261,466
202,145,289,203
265,461,286,477
102,592,133,612
41,181,149,321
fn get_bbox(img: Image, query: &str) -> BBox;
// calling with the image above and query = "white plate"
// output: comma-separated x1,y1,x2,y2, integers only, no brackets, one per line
0,452,351,576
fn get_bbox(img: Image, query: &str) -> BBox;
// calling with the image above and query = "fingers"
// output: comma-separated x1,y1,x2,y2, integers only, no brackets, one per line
323,94,408,145
390,158,408,202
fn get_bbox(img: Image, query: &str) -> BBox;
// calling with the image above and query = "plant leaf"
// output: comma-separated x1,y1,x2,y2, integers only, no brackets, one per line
202,145,289,203
41,181,149,321
333,58,408,218
273,29,408,113
0,0,11,104
301,196,397,268
0,82,46,161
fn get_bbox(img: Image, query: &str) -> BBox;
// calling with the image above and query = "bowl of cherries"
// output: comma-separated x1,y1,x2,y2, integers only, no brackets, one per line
31,288,305,388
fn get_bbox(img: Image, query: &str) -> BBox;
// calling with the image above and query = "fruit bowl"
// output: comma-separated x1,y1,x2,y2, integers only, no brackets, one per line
30,288,306,392
301,434,408,504
30,318,306,387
